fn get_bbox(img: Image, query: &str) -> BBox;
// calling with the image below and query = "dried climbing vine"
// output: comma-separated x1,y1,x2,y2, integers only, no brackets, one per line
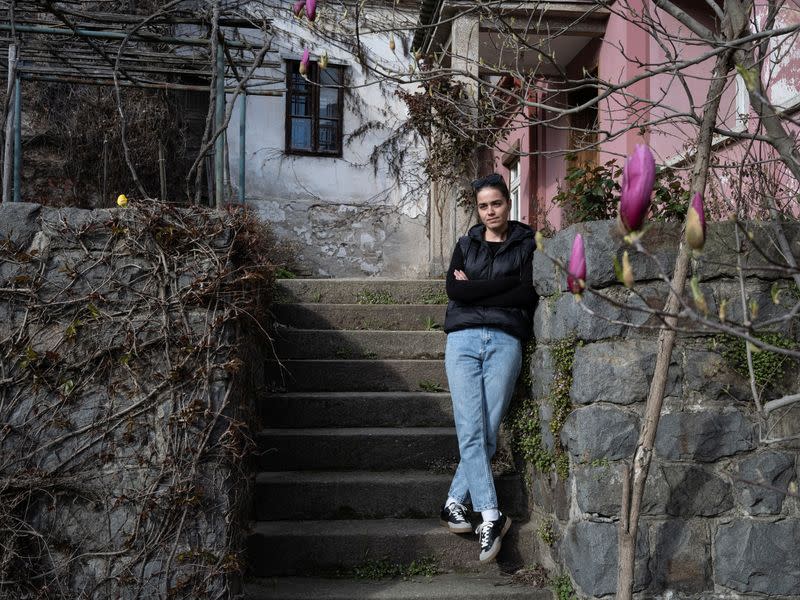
0,202,278,598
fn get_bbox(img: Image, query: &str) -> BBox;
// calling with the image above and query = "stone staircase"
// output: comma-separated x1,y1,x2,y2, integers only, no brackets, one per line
245,279,550,599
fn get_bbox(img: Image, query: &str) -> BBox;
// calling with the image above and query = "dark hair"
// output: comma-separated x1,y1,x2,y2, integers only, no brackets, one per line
471,173,510,201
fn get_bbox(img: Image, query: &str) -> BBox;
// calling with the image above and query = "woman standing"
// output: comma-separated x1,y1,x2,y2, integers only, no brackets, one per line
439,173,537,563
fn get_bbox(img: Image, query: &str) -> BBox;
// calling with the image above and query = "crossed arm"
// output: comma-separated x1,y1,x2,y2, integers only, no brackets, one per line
445,245,535,308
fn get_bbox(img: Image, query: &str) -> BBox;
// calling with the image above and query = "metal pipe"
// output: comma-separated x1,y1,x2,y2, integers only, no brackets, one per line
214,41,225,209
2,43,16,204
0,22,272,49
238,91,246,204
12,72,21,202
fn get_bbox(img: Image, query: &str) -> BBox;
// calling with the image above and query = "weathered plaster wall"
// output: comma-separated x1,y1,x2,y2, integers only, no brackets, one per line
0,202,266,598
225,8,430,277
529,220,800,598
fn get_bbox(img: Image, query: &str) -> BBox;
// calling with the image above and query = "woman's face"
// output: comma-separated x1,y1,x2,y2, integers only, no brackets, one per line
476,187,511,231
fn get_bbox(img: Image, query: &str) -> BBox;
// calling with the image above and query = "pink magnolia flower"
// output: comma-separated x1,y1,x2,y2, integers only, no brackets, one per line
292,0,305,16
686,192,706,250
567,234,586,295
299,48,310,75
619,145,656,233
305,0,317,20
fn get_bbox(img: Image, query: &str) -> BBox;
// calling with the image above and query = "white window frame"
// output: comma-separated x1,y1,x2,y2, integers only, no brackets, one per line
508,160,521,222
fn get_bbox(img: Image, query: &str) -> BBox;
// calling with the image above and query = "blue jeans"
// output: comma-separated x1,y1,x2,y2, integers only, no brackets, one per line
445,327,522,512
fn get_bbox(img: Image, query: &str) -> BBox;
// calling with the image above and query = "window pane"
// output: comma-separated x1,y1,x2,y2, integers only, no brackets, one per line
290,118,312,150
319,87,339,118
318,119,339,152
291,70,309,92
291,94,311,117
320,67,341,86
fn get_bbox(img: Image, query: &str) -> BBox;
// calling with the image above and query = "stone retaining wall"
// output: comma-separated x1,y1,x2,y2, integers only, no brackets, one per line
0,203,268,598
529,220,800,598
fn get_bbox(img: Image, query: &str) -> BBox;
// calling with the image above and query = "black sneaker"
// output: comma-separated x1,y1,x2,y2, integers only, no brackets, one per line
439,502,472,533
476,513,511,562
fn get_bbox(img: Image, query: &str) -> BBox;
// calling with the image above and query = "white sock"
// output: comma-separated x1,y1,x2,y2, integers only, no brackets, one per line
481,508,500,522
446,496,461,508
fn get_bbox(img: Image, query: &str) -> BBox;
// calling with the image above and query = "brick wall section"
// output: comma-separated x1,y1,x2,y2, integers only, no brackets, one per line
530,220,800,598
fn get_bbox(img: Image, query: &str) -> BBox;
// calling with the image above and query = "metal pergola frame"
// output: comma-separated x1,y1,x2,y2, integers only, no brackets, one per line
1,0,282,206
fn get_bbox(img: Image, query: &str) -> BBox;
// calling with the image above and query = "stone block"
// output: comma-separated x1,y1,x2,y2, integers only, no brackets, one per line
533,285,651,343
701,278,796,332
571,339,681,405
696,221,800,282
40,206,117,250
561,405,639,462
561,520,649,597
655,408,756,462
538,401,556,452
574,462,669,517
529,470,570,521
765,404,800,447
533,220,681,297
0,202,41,250
530,345,554,400
662,465,732,517
714,519,800,595
733,450,795,515
649,519,711,594
681,349,750,402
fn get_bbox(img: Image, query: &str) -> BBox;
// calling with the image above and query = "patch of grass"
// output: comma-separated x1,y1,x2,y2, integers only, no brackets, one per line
275,267,296,279
551,573,578,600
311,291,322,303
423,316,441,330
510,564,549,586
356,289,395,305
350,556,439,580
419,289,449,304
538,519,556,546
419,380,445,393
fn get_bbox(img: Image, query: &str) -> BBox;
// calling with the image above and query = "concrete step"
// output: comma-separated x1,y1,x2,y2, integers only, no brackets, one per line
275,279,448,305
244,573,552,599
254,471,529,521
271,303,447,331
260,392,454,428
246,519,536,577
257,427,459,471
266,359,448,393
272,329,446,360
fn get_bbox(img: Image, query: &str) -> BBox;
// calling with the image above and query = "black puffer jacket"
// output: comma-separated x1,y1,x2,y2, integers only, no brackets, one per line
443,221,536,340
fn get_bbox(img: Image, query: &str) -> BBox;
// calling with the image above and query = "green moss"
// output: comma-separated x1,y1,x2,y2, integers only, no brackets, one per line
418,380,444,393
551,573,578,600
349,556,438,580
538,519,556,546
712,332,797,390
418,289,449,304
507,336,579,479
356,289,395,304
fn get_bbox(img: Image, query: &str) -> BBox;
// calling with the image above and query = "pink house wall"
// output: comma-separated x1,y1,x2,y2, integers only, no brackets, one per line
490,1,800,231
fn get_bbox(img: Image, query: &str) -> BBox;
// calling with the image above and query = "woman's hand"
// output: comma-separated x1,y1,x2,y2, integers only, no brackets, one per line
454,269,469,281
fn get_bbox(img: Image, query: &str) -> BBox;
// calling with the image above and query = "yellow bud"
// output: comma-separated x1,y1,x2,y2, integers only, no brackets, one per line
389,36,395,51
117,194,129,208
749,299,759,320
319,51,329,69
690,276,708,316
718,298,728,323
622,250,634,289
